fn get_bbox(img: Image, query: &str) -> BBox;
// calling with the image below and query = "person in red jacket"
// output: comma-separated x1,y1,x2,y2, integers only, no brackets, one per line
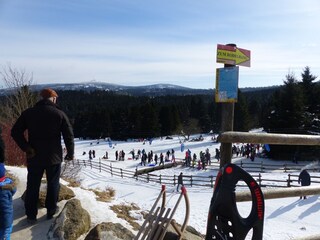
11,88,74,223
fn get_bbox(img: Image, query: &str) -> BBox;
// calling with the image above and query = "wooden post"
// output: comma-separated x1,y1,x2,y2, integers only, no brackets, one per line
218,131,320,145
220,103,234,168
236,185,320,202
287,174,291,187
209,176,213,188
257,173,262,186
219,43,236,169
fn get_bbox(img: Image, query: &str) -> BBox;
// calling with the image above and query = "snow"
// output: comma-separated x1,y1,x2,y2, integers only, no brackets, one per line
6,134,320,240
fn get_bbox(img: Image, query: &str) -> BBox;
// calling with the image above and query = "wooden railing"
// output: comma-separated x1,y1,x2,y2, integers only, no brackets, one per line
65,158,320,189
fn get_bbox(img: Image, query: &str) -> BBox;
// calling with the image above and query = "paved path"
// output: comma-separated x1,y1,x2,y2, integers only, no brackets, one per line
10,170,64,240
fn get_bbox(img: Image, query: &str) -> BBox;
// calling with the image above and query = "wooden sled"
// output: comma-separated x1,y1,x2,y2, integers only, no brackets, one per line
134,185,190,240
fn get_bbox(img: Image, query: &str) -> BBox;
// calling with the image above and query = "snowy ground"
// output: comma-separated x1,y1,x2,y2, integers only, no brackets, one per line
7,133,320,240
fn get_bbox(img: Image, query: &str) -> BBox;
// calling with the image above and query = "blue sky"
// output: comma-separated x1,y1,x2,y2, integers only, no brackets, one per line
0,0,319,89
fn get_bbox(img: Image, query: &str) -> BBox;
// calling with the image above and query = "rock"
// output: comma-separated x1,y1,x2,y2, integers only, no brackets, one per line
47,198,91,240
84,222,135,240
21,182,75,208
163,224,204,240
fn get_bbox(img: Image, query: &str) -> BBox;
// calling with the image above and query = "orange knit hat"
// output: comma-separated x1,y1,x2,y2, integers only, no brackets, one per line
40,88,58,99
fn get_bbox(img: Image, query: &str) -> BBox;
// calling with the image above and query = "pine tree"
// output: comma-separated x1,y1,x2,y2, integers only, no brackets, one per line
264,71,305,159
301,66,317,111
139,102,159,138
266,72,304,134
299,67,319,133
280,72,304,133
234,90,251,131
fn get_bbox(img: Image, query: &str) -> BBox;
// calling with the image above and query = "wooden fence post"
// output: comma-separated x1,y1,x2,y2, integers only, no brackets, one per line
110,163,113,176
190,175,193,187
120,169,123,178
174,175,176,186
260,161,263,173
284,164,287,173
258,173,262,186
83,160,86,168
210,176,214,188
287,174,291,187
147,173,149,183
99,158,101,172
159,175,162,184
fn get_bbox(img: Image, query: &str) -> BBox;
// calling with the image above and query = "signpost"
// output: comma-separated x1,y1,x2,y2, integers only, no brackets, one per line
216,43,251,168
217,44,251,67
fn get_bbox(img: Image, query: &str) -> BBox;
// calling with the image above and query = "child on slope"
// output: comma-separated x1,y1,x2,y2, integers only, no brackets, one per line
0,163,16,240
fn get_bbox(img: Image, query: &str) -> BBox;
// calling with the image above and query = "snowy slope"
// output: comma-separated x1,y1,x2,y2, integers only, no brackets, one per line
7,134,320,240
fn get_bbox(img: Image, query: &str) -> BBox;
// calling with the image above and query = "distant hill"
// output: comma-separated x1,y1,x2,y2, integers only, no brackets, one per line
0,81,280,97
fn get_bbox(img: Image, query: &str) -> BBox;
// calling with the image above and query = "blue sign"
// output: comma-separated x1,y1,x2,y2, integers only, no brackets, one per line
215,66,239,103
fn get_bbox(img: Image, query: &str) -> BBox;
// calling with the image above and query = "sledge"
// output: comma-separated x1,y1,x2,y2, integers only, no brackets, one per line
134,185,190,240
205,163,265,240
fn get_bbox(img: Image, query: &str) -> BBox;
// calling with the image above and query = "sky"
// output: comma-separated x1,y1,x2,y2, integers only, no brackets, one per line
0,0,320,89
7,133,320,239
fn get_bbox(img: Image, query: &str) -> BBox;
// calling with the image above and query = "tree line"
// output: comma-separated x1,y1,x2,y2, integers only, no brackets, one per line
0,65,319,163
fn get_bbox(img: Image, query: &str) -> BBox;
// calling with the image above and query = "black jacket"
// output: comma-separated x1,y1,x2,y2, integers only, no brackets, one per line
11,99,74,166
298,170,311,186
178,174,183,184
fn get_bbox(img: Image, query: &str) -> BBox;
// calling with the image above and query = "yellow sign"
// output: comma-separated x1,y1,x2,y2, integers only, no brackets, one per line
216,44,251,67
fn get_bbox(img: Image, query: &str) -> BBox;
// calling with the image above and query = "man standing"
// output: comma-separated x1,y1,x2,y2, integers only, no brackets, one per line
298,169,311,199
177,172,184,192
11,88,74,223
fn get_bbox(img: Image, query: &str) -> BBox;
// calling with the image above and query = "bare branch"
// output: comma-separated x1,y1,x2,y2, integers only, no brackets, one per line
0,63,37,124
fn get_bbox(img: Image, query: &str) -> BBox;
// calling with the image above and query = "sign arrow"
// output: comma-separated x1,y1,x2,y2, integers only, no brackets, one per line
216,44,251,67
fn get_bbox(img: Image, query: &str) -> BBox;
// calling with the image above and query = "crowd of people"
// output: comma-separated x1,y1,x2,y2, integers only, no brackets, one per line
232,143,261,161
91,142,262,171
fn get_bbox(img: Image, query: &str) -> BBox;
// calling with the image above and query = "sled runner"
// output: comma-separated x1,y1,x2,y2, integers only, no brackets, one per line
205,163,264,240
134,185,190,240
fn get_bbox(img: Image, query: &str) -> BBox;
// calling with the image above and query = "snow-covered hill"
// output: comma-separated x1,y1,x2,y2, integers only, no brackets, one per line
7,134,320,240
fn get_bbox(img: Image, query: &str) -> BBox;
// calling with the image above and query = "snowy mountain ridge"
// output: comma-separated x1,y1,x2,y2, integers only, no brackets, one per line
0,81,279,97
0,82,212,96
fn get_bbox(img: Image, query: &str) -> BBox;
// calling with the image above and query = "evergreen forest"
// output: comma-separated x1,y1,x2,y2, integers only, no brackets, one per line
1,66,319,160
